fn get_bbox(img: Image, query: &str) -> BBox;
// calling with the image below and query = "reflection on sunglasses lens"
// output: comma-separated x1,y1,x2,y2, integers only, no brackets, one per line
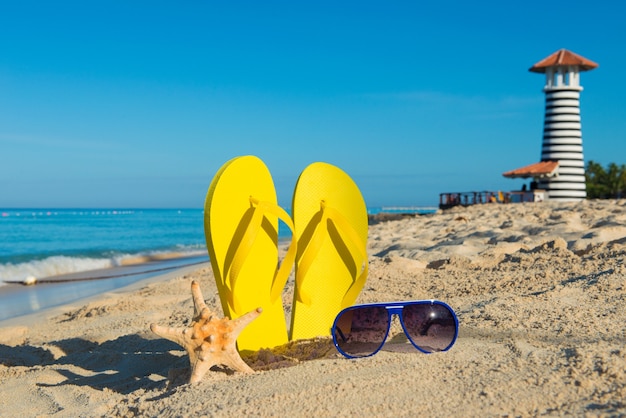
401,304,457,352
334,306,389,357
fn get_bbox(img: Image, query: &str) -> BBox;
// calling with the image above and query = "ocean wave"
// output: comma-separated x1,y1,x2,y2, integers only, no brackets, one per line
0,256,114,284
0,249,206,285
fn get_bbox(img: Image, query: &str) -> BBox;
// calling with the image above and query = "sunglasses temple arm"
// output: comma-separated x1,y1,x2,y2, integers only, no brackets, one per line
335,327,348,343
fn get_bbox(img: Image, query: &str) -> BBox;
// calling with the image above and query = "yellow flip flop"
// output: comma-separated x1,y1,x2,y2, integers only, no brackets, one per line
289,162,368,340
204,156,295,353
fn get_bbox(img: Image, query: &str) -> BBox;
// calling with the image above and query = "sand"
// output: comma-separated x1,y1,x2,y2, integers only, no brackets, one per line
1,199,625,417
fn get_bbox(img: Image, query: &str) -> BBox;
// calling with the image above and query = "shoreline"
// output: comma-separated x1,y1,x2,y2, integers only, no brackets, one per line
0,254,209,322
0,211,424,321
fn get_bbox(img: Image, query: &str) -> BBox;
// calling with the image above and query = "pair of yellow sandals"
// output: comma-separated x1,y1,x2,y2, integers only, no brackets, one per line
204,156,368,353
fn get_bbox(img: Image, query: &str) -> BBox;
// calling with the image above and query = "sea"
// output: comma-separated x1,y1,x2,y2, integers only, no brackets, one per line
0,206,435,320
0,209,207,285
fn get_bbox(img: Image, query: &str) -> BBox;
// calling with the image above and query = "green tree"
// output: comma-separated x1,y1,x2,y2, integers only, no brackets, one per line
585,160,626,199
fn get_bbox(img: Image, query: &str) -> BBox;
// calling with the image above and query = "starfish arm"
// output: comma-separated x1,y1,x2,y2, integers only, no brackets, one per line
231,307,263,335
191,280,208,317
189,357,217,384
197,306,213,324
220,349,255,374
150,324,189,348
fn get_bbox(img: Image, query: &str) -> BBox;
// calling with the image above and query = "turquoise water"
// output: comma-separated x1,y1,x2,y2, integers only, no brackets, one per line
0,209,206,284
0,206,435,284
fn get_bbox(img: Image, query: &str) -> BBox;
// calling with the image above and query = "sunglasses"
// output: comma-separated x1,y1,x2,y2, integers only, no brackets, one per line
331,300,459,358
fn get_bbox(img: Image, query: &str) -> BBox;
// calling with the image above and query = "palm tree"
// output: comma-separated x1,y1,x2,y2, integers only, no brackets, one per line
586,161,626,199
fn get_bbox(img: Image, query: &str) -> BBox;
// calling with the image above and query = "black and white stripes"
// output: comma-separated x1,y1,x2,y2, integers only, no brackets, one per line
537,79,587,200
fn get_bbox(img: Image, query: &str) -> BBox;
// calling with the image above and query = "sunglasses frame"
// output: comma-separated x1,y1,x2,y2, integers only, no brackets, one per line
331,300,459,359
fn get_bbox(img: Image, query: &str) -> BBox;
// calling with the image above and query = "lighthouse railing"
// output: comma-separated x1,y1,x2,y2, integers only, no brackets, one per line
439,189,547,209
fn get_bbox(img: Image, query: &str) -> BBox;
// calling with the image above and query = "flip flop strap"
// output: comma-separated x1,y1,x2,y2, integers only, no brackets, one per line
224,196,296,315
295,201,368,307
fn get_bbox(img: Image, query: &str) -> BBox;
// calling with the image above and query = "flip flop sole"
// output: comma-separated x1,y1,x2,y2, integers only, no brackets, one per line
204,156,289,352
290,162,368,340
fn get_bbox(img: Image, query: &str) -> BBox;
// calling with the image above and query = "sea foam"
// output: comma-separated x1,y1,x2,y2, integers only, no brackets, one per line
0,256,114,284
0,249,208,285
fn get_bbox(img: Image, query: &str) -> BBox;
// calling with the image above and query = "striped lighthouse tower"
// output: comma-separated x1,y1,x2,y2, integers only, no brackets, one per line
529,49,598,201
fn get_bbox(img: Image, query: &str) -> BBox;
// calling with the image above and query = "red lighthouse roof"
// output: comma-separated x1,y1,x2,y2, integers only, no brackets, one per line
502,161,559,179
529,49,598,73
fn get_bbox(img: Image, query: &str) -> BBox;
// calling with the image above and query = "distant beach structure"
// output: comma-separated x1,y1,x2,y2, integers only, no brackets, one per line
503,49,598,201
441,49,598,209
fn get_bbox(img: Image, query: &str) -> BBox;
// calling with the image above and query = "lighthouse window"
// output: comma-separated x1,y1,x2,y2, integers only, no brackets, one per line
564,71,570,86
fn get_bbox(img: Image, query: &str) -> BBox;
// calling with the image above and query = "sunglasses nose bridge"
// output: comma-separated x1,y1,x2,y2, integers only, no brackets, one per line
385,306,404,317
385,307,406,336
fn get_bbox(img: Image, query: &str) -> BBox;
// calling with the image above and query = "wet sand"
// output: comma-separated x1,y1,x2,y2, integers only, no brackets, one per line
0,255,208,321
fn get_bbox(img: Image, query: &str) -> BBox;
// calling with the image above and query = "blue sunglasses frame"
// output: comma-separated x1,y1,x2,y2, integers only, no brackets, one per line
331,300,459,359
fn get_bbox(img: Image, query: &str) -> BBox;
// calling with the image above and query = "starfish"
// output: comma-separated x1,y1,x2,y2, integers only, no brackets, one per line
150,280,261,383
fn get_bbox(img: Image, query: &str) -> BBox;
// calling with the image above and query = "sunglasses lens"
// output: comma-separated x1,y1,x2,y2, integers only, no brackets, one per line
401,304,457,353
333,306,389,358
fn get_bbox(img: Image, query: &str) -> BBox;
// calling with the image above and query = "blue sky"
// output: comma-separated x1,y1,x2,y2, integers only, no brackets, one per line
1,1,624,208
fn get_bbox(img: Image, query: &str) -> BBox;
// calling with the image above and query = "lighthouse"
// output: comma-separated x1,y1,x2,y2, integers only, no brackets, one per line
529,49,598,201
503,49,598,202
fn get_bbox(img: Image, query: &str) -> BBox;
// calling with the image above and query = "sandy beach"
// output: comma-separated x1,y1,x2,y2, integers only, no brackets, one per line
1,199,625,417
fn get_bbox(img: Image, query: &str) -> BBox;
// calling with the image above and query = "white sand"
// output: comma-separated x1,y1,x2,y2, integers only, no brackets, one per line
1,199,625,416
